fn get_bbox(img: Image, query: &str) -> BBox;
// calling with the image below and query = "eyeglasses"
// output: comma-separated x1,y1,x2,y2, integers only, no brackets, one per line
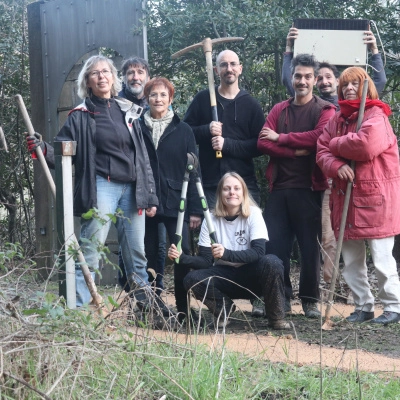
149,92,169,99
218,62,240,69
89,69,112,78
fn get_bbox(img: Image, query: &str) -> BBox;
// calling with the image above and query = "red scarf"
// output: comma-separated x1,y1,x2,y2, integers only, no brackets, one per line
338,99,392,119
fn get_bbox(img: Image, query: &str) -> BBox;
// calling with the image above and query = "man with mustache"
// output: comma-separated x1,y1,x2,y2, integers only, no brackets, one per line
118,57,172,317
184,50,265,209
257,54,336,318
184,49,266,317
119,56,150,110
282,28,387,108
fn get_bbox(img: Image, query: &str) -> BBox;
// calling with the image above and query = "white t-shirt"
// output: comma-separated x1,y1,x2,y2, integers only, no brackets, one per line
198,206,269,267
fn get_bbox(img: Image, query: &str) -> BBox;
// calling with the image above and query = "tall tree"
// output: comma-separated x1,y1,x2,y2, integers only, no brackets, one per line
0,0,35,250
143,0,400,206
144,0,400,117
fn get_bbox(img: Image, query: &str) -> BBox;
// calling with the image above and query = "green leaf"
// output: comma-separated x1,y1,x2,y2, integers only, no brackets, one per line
108,296,119,308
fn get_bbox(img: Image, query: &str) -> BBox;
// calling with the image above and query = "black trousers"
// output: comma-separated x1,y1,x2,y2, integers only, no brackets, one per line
183,254,286,321
263,188,322,303
145,215,191,313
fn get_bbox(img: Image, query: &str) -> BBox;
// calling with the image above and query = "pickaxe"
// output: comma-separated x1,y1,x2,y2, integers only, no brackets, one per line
322,79,369,330
15,94,104,310
171,37,244,158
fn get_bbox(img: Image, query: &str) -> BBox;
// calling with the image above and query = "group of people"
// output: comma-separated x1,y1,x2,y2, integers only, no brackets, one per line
26,26,400,329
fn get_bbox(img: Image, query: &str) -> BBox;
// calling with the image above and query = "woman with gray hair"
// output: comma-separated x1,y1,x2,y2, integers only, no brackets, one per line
26,55,159,311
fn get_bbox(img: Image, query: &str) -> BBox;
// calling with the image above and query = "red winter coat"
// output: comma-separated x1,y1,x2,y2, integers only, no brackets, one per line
317,105,400,240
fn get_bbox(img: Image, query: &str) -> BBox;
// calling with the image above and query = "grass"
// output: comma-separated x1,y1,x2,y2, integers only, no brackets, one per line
2,296,400,399
2,326,400,400
1,245,400,399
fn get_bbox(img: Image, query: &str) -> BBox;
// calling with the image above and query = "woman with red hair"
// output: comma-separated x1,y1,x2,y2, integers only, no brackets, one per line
141,77,202,324
317,67,400,325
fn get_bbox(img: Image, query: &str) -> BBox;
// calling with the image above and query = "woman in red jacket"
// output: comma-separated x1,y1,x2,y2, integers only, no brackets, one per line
317,67,400,325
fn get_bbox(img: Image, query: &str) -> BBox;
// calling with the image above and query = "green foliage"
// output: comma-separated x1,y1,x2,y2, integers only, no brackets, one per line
3,300,400,400
1,249,400,399
142,0,400,210
0,242,36,272
0,0,37,252
144,0,400,124
1,0,400,254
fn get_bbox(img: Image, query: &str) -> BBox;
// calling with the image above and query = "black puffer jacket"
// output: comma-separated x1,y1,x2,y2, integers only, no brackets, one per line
45,97,158,216
140,112,202,218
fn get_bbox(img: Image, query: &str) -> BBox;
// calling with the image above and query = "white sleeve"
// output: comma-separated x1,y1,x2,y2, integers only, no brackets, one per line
249,207,269,241
198,218,212,247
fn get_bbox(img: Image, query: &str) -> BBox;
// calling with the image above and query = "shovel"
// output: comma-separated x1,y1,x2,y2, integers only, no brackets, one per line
322,79,369,330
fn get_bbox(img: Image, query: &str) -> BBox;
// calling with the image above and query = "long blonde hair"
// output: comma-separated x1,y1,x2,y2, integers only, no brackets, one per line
213,172,258,218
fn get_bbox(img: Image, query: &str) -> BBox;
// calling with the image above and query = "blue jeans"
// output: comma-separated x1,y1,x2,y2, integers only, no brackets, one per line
77,175,147,306
118,222,166,294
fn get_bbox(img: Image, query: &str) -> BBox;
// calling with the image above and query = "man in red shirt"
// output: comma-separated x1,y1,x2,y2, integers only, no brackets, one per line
257,53,336,318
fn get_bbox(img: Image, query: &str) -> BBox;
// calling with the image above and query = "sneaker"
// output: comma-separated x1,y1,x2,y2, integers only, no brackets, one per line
134,287,154,312
370,311,400,325
136,311,181,331
346,310,374,323
302,302,321,319
268,319,291,330
251,298,265,318
177,308,205,329
154,296,176,318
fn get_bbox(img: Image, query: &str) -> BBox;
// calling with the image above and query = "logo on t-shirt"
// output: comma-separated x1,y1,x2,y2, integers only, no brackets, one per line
235,230,247,245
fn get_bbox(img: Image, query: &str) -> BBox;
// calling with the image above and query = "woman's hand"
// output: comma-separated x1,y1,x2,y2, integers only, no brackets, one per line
168,243,181,261
190,215,202,230
211,243,225,259
337,164,355,182
145,206,157,217
364,30,378,55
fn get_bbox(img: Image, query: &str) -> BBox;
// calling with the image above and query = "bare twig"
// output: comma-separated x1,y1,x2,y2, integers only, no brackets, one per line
3,371,52,400
140,357,195,400
45,357,74,396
